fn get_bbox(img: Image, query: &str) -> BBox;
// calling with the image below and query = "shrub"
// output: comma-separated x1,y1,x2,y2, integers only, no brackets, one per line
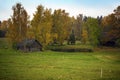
51,47,93,52
116,39,120,47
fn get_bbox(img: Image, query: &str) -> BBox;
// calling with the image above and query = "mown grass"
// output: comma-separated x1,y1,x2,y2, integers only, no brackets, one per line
0,47,120,80
0,38,11,49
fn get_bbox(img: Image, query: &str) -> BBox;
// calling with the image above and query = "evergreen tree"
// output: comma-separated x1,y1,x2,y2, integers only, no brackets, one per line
68,29,76,45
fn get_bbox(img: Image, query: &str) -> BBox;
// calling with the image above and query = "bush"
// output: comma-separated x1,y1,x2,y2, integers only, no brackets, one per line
50,47,93,52
116,39,120,47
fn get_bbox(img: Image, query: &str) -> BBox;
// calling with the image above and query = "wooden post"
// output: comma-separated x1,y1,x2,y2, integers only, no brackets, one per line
101,68,102,78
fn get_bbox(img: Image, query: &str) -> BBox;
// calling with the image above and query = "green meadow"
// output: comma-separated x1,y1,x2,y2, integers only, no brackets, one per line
0,1,120,80
0,47,120,80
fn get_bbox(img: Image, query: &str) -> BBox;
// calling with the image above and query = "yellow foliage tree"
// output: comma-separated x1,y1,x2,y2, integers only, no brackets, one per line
6,3,29,48
31,5,53,48
82,29,88,44
52,9,71,45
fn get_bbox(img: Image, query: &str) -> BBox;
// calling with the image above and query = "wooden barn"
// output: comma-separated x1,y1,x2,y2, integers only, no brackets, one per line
0,30,6,38
17,39,42,52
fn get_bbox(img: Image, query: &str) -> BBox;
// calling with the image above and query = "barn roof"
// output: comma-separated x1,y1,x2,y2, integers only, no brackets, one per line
17,39,42,47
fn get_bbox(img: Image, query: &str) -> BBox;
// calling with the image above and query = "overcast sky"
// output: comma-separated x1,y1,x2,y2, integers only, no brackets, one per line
0,0,120,21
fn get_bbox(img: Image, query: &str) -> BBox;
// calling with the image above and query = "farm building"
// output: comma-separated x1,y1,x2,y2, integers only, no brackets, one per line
17,39,42,52
0,30,6,38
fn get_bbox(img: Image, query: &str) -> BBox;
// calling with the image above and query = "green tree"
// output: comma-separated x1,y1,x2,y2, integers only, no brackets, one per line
68,29,76,45
84,17,100,46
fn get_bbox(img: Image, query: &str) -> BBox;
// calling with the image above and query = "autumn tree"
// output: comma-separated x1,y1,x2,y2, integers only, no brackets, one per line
0,20,8,31
0,21,1,30
7,3,29,47
101,6,120,46
31,5,53,48
81,28,88,44
74,14,83,40
31,5,44,40
52,9,71,45
0,21,1,27
114,6,120,19
0,20,7,37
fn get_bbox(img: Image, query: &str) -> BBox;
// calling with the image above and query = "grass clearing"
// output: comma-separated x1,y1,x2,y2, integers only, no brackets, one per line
0,48,120,80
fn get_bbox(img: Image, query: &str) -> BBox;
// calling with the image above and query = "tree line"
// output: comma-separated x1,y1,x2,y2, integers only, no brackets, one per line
0,3,120,48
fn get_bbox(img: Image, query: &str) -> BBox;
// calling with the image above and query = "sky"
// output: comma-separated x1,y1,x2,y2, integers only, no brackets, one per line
0,0,120,21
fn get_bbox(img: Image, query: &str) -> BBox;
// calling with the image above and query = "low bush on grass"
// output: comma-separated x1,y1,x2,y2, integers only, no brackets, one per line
51,47,93,52
48,45,93,52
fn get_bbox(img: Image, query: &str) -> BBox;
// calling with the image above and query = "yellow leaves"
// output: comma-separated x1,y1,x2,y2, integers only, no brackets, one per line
52,9,71,45
52,33,58,40
31,5,53,48
6,3,29,46
0,20,8,30
26,28,35,39
45,33,52,44
82,29,88,44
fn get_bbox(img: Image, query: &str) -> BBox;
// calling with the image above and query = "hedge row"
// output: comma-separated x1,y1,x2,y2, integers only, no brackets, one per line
51,47,93,52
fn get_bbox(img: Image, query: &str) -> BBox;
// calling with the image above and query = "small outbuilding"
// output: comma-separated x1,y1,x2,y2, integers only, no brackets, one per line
17,39,42,52
0,30,6,38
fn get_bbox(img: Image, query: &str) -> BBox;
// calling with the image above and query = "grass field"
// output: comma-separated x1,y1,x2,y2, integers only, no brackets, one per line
0,47,120,80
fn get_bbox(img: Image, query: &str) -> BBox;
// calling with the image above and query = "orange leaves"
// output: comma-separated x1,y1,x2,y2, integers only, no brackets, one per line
101,6,120,44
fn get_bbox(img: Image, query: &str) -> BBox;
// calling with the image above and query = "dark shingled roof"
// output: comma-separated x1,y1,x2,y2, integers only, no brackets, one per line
17,39,42,52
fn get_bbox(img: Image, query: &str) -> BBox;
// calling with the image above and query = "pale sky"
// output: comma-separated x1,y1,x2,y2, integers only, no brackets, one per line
0,0,120,21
